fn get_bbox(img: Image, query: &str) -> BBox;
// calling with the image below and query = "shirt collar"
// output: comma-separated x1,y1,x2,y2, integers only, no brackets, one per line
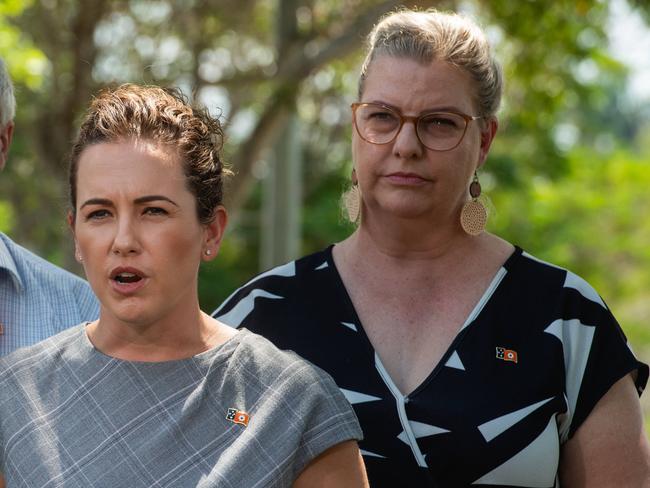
0,232,25,291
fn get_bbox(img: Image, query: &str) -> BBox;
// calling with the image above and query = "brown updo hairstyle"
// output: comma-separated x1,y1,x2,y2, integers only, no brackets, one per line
69,84,230,224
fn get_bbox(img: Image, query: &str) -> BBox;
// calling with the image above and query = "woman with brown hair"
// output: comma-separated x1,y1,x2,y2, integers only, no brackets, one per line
0,84,368,488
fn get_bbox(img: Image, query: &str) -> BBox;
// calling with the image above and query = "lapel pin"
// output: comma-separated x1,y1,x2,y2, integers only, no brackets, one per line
496,347,518,363
226,408,250,427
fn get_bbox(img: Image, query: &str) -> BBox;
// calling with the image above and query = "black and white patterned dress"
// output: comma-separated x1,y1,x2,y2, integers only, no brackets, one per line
213,245,647,487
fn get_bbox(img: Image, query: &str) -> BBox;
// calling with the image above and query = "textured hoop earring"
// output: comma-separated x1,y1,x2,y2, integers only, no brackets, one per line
460,172,488,236
344,183,361,224
343,168,361,224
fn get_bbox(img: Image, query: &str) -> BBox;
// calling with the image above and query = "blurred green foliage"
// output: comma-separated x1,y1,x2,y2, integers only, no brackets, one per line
490,147,650,349
0,201,14,233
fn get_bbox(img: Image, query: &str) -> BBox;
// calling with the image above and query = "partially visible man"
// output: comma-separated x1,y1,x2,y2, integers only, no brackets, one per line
0,57,98,356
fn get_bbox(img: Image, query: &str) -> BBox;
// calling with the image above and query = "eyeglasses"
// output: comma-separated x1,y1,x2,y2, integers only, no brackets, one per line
351,102,483,152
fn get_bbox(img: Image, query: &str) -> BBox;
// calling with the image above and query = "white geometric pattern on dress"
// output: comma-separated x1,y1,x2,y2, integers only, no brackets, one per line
341,321,358,332
563,271,605,307
315,261,329,270
216,289,283,327
472,415,560,487
255,261,297,280
521,251,561,269
339,388,381,405
360,449,386,459
374,353,430,468
213,261,295,321
445,351,465,371
544,318,595,442
459,267,508,332
478,397,554,442
398,421,450,444
522,252,605,308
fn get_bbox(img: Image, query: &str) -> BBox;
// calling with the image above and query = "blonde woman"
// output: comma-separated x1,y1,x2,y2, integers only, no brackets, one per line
215,9,650,487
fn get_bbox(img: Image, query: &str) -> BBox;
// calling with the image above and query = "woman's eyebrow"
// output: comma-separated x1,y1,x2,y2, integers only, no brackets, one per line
79,195,180,209
80,198,113,209
367,100,464,114
134,195,179,207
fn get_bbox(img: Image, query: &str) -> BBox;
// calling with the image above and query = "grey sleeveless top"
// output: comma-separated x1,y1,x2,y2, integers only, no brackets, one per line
0,325,362,487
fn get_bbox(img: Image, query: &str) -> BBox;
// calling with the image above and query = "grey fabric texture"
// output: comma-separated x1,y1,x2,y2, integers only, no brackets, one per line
0,325,362,487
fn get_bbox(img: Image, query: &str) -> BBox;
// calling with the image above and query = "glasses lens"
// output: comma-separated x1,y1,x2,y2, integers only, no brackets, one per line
417,113,467,151
354,104,400,144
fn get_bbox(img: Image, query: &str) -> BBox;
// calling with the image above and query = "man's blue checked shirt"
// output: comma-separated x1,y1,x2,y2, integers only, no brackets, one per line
0,232,98,356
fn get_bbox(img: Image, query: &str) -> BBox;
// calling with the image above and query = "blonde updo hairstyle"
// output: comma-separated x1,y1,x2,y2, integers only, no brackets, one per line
344,8,503,223
358,8,502,117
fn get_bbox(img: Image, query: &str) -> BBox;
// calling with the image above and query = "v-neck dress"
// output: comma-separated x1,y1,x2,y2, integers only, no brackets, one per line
213,245,647,488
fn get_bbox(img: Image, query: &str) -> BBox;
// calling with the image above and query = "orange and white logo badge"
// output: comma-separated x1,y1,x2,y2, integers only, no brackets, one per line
496,347,518,363
226,408,250,426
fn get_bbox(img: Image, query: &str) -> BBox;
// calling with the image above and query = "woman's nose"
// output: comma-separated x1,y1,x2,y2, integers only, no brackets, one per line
393,120,424,160
111,218,141,256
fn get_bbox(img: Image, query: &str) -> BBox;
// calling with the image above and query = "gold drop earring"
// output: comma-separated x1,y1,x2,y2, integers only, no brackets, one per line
460,171,488,235
344,169,361,224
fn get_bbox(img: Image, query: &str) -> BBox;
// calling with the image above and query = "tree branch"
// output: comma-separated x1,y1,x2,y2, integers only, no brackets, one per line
226,0,405,217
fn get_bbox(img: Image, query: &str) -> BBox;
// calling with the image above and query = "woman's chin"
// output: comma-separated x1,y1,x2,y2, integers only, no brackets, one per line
371,201,438,221
102,302,156,328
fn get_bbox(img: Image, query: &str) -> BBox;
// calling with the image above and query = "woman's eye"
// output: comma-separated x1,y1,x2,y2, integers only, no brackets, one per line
144,207,168,216
419,116,464,136
368,111,396,121
86,209,110,220
428,116,457,127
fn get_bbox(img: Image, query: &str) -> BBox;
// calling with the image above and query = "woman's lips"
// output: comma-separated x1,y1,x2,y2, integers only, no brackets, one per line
110,277,148,295
385,172,429,185
109,267,148,295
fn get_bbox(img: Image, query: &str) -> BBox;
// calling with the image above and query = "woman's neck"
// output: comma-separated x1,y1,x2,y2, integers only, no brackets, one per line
349,211,479,261
87,309,234,362
335,213,513,285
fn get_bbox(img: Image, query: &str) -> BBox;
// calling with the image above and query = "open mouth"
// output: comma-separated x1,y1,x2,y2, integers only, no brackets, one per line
114,272,142,284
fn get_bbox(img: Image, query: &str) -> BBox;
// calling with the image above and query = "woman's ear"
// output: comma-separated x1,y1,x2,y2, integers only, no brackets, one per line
67,211,75,233
202,206,228,261
66,210,83,263
67,211,83,263
477,117,498,169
